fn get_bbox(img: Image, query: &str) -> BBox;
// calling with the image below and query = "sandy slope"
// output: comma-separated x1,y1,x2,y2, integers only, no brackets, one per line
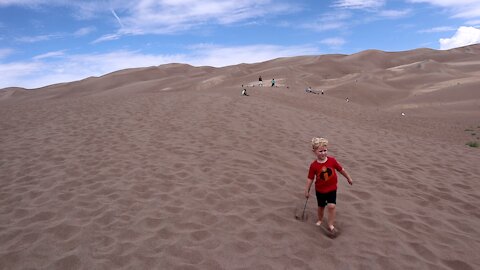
1,45,479,270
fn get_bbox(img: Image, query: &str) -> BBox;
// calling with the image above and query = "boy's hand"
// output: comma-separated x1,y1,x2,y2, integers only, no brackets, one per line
347,178,353,185
305,191,310,198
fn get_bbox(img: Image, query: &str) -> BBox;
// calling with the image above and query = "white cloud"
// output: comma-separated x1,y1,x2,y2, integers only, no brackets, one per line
439,26,480,49
333,0,385,9
0,44,321,89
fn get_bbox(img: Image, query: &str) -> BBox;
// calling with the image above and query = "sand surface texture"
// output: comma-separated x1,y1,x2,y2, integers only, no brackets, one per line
1,45,480,269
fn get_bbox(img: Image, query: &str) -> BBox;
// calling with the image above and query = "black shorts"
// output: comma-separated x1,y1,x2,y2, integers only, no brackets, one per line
315,190,337,207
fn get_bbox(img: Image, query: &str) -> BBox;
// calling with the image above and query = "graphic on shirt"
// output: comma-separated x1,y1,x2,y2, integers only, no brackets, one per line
319,166,333,181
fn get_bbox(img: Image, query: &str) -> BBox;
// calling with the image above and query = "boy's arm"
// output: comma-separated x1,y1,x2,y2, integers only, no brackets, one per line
305,178,314,197
340,169,353,185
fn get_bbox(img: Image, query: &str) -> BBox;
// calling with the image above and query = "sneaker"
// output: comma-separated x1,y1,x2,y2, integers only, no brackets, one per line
315,221,322,226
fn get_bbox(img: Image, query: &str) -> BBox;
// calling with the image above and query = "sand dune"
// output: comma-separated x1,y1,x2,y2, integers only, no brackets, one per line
1,44,479,269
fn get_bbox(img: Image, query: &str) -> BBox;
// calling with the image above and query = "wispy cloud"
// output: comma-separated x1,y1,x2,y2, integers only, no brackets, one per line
33,50,65,60
320,37,346,47
116,0,297,35
15,34,60,43
1,1,298,36
7,0,294,38
465,19,480,26
306,5,407,34
92,33,122,44
418,26,456,33
378,9,412,18
301,11,351,32
301,21,346,32
0,0,53,7
16,31,89,43
408,0,480,18
74,27,96,37
332,0,385,10
0,48,14,59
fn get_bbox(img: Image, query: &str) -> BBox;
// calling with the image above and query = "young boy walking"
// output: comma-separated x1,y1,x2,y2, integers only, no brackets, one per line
305,137,353,235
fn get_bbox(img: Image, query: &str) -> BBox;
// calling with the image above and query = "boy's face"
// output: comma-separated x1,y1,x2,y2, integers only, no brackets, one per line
313,146,328,160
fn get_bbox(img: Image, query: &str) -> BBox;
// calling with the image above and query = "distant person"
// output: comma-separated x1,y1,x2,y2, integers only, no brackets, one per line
271,78,275,87
259,76,263,87
345,97,349,102
241,85,249,96
321,89,324,95
305,87,318,94
304,137,353,236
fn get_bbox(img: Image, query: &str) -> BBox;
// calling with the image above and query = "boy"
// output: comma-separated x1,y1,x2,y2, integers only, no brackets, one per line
305,137,353,235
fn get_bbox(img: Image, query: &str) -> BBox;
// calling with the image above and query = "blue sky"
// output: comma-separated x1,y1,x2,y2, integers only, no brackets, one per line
1,0,480,89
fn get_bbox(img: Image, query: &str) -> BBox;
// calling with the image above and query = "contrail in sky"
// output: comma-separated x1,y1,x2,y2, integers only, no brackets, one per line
110,9,124,28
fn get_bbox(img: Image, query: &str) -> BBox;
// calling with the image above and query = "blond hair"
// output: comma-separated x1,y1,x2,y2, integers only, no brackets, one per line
311,137,328,149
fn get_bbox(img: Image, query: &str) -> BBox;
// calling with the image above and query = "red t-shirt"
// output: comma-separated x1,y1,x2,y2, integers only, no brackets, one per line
308,157,343,193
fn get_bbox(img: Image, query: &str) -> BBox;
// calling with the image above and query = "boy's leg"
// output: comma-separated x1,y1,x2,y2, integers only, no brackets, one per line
327,203,336,230
317,207,325,223
325,190,337,230
315,191,327,225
